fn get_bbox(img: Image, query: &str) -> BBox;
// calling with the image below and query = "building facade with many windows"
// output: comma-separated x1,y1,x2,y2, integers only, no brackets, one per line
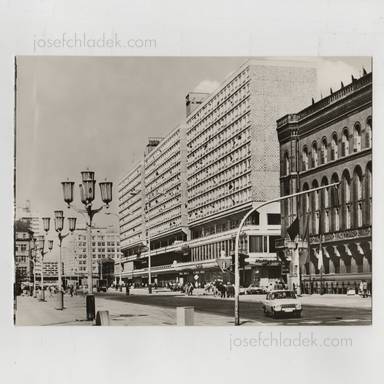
14,221,34,284
63,227,121,284
118,60,318,287
118,126,191,285
276,71,372,293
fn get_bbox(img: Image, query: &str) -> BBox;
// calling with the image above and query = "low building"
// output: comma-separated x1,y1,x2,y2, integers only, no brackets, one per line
276,71,372,293
14,220,34,284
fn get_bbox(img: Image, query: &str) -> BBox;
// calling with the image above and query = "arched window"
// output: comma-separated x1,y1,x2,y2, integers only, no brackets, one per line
345,175,351,203
321,177,330,233
334,207,340,231
324,210,330,233
331,133,338,160
302,183,310,214
366,117,372,148
302,147,309,171
365,162,372,225
353,167,363,228
321,138,328,164
342,170,352,229
354,167,363,201
312,180,320,234
331,173,341,231
346,205,351,229
353,123,361,152
312,142,318,168
341,129,349,157
284,152,290,175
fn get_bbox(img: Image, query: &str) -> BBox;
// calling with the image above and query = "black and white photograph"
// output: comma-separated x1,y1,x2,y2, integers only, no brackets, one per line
14,56,372,326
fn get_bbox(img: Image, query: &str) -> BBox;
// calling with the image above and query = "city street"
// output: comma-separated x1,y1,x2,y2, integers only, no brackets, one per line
15,289,370,326
97,291,371,326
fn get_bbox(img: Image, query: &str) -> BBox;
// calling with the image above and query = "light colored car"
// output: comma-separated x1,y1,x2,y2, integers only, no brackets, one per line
263,290,302,318
244,284,266,295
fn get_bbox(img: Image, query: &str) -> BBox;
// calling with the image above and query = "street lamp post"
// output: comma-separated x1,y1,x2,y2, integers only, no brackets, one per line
31,238,38,298
36,219,53,302
233,182,340,326
147,231,152,294
61,170,112,320
54,210,77,310
119,262,123,291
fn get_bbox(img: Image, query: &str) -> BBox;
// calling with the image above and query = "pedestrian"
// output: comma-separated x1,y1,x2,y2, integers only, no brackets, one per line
70,285,74,297
359,280,364,296
362,280,368,298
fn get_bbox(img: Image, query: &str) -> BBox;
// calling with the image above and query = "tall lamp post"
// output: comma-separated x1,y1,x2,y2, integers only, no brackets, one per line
31,238,38,298
61,170,112,320
233,182,340,326
54,210,77,310
36,231,53,301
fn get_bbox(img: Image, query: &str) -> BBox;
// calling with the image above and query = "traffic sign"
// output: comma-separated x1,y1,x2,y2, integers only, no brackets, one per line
216,257,232,272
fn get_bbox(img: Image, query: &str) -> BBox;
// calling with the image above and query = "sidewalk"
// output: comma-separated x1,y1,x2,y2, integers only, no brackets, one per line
295,294,372,309
108,287,180,296
15,294,263,326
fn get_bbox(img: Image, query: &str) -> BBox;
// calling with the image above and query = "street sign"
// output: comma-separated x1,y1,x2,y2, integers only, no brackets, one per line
194,274,199,281
216,257,232,272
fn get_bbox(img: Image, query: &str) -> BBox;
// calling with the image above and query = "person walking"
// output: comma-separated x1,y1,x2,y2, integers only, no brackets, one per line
359,280,364,297
362,280,368,298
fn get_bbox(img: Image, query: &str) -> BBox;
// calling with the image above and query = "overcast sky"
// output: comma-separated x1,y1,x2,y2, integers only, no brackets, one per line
15,56,371,242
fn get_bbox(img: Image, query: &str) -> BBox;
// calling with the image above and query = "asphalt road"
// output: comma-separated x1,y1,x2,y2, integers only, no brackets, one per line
97,293,371,325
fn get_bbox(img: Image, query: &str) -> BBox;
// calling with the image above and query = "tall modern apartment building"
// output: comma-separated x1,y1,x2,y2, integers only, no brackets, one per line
118,60,317,287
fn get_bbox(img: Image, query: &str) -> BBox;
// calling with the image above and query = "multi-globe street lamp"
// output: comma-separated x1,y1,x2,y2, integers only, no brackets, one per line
61,170,112,320
53,210,77,310
36,218,53,301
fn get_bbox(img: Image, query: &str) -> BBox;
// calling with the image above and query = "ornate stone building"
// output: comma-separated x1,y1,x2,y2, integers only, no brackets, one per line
276,71,372,294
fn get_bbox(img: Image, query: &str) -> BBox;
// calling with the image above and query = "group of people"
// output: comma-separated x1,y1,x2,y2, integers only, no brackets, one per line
204,280,235,298
359,280,370,297
19,284,78,297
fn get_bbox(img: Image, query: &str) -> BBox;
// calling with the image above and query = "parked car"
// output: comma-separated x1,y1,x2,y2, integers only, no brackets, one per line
244,284,266,295
263,290,302,318
96,279,108,292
